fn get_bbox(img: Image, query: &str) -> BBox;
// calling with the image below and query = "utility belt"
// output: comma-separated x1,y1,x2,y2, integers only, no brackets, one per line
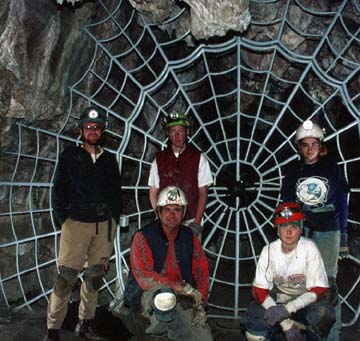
69,202,113,242
303,204,336,214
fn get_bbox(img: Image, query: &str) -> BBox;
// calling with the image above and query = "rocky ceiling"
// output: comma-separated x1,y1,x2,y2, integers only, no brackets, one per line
0,0,360,324
57,0,251,40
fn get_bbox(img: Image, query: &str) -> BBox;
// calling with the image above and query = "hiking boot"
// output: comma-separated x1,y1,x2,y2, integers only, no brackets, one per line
75,319,107,340
43,328,60,341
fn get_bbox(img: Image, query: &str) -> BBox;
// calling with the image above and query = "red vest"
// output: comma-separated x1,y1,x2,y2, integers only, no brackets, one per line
156,145,200,219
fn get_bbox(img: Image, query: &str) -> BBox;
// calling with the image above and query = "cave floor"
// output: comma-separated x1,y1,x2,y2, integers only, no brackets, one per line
0,301,359,341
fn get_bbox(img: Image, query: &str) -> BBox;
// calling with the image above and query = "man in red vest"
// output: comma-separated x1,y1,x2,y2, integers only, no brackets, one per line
148,112,213,235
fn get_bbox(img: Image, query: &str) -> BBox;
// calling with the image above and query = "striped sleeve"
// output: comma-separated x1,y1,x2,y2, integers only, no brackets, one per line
192,236,209,301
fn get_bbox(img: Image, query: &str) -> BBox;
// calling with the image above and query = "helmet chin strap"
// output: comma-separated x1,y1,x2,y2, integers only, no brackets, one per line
157,207,162,220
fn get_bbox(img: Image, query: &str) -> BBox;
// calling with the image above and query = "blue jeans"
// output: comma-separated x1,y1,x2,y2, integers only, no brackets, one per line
304,227,342,341
327,300,341,341
242,300,335,341
304,228,341,340
304,228,340,278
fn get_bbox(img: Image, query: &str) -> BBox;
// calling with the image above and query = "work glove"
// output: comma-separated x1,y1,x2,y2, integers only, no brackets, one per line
192,304,208,327
283,324,301,341
189,222,203,235
264,305,290,326
182,283,203,307
339,232,349,260
180,283,207,327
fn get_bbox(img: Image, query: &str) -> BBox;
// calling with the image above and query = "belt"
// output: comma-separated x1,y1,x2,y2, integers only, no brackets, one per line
95,218,113,242
70,202,113,242
305,204,336,213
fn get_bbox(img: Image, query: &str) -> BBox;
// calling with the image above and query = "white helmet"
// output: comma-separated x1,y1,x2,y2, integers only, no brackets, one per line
295,120,324,142
152,288,177,322
157,186,187,207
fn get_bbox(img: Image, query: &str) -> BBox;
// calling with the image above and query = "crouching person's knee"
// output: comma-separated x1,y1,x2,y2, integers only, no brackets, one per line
308,302,336,339
53,266,78,297
241,302,272,341
85,264,106,292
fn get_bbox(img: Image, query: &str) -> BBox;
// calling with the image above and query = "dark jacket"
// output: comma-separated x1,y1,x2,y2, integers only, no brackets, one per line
52,146,122,225
124,220,195,310
281,156,349,231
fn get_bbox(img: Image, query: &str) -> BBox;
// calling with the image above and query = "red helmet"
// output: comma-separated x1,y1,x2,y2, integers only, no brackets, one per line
273,202,304,227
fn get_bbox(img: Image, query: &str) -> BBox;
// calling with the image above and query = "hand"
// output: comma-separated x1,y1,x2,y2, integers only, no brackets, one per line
339,246,349,260
264,305,290,326
189,222,203,235
339,232,349,260
172,282,186,294
192,304,207,327
283,324,301,341
54,216,66,229
181,283,203,307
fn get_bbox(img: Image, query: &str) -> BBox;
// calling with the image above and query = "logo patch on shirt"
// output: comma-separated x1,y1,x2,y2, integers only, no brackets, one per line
288,274,306,285
296,176,328,206
274,276,285,285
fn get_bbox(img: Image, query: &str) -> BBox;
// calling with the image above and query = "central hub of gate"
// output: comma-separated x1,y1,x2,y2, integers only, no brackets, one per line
215,162,260,210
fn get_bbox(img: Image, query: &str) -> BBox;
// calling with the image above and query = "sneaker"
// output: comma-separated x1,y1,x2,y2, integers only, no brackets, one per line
75,319,107,340
43,328,60,341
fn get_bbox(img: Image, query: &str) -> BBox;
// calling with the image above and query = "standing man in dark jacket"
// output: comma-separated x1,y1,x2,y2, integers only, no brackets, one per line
44,106,122,341
148,112,213,235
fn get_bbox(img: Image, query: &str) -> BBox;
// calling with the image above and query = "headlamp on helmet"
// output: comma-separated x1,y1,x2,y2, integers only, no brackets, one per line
79,106,107,129
273,202,304,228
163,112,190,129
295,120,324,143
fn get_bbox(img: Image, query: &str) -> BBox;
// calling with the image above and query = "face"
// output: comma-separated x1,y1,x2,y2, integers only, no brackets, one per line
167,125,188,149
159,204,184,231
298,137,320,164
81,122,103,145
278,222,302,252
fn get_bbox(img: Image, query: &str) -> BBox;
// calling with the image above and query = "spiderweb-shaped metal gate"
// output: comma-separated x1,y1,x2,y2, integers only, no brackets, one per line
1,0,360,327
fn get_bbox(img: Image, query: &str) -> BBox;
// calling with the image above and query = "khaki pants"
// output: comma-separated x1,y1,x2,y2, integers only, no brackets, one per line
47,218,116,329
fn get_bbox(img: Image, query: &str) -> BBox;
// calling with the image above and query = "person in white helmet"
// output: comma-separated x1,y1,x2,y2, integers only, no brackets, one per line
148,112,213,235
281,120,349,340
124,186,213,340
242,202,335,341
